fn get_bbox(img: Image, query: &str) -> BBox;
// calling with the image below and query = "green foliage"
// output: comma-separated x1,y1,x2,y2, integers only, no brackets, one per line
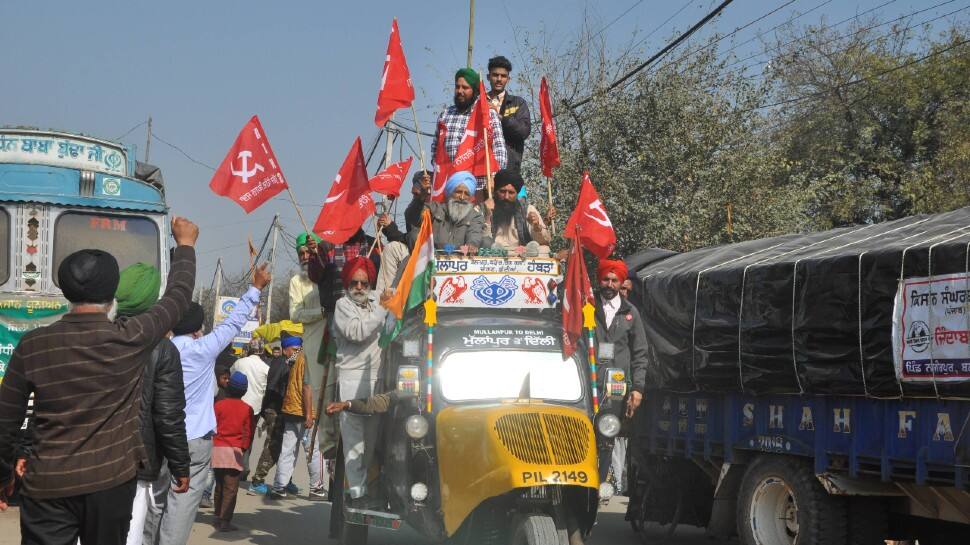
513,18,970,257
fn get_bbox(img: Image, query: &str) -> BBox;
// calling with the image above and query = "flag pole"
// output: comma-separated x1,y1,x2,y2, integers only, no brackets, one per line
409,104,427,173
285,186,313,235
265,215,279,324
479,76,493,201
545,176,556,235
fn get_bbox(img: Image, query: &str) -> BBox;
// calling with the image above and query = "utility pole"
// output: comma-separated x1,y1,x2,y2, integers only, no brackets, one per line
264,216,279,324
144,116,152,163
466,0,475,67
212,258,223,323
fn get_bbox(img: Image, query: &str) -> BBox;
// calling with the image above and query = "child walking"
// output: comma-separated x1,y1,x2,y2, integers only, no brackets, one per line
212,371,252,532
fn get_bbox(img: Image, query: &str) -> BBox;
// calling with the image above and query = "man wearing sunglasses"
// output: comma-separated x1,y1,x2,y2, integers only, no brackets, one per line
331,257,389,508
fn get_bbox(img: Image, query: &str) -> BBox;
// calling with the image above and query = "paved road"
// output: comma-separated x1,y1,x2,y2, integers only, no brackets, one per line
0,428,720,544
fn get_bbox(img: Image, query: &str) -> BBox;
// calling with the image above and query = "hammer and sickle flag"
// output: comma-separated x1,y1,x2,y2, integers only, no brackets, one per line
314,137,375,244
209,115,289,213
564,172,616,259
375,18,415,127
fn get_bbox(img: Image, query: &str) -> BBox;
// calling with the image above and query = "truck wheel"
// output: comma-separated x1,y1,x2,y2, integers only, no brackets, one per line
511,514,561,545
737,456,846,545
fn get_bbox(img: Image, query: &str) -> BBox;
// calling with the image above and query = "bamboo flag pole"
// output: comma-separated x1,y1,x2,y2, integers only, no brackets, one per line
285,186,312,235
410,104,427,173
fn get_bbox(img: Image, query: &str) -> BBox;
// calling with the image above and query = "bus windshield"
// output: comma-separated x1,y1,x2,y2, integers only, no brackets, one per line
52,212,160,285
439,350,583,402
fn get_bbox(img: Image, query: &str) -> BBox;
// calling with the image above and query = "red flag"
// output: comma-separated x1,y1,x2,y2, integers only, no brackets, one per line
539,77,561,178
564,172,616,259
562,236,594,358
208,115,289,213
313,137,376,244
375,19,415,127
451,81,499,178
368,156,413,199
431,120,452,202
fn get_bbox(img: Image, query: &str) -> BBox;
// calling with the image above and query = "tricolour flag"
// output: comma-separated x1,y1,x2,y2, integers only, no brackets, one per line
381,208,434,344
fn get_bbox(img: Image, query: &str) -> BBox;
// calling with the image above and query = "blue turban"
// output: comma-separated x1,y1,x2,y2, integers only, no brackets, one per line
445,171,476,198
281,336,303,349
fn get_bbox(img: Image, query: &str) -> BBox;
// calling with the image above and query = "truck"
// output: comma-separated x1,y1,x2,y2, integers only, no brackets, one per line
624,207,970,544
0,127,169,386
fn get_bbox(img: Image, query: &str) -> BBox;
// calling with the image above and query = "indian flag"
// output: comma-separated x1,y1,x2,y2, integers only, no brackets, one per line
381,208,435,345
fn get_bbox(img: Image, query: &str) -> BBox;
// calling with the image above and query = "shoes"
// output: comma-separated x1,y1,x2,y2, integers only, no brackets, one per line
247,483,268,496
269,488,287,499
215,521,238,532
199,495,213,509
285,482,300,494
308,487,328,501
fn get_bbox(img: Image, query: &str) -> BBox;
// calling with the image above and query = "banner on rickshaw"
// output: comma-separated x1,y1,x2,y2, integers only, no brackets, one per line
432,258,561,309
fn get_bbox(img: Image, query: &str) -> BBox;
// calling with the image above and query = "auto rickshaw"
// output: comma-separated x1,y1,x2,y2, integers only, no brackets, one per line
329,255,628,545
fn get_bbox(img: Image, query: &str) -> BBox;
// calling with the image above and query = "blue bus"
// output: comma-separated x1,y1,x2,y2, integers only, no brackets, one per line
0,128,169,384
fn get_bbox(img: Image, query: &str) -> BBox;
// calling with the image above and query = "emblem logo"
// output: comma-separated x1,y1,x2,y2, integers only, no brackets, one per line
906,320,931,353
231,150,264,184
102,177,121,196
471,275,517,306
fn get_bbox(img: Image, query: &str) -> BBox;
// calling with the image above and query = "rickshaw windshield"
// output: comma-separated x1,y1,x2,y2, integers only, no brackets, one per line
439,350,583,402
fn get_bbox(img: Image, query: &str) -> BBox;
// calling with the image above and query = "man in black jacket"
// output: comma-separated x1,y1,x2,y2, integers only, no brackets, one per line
487,55,531,172
112,264,191,545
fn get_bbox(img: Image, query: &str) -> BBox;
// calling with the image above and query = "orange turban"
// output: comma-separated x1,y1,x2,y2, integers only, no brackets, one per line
341,256,377,289
597,259,628,283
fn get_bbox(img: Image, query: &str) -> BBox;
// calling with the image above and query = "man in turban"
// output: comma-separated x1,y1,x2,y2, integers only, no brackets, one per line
0,217,198,545
156,263,271,545
331,257,388,506
593,257,649,497
269,335,326,500
484,169,554,250
112,263,192,545
429,171,486,252
430,68,508,196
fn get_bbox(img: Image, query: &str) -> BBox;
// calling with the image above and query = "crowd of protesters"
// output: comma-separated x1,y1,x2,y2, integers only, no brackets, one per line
0,54,647,545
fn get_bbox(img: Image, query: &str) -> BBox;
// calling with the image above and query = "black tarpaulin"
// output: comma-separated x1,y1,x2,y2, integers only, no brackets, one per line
630,207,970,398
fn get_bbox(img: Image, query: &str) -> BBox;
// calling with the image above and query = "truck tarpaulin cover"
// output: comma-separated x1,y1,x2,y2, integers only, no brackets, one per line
630,207,970,398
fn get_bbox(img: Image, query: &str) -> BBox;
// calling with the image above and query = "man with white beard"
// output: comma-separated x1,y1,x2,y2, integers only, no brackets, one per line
331,257,388,506
428,171,486,253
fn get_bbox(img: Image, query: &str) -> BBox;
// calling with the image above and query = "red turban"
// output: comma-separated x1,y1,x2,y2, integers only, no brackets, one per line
597,259,628,283
341,256,377,290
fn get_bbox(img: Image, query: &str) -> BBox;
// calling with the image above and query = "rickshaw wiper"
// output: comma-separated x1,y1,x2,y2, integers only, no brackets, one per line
518,372,531,399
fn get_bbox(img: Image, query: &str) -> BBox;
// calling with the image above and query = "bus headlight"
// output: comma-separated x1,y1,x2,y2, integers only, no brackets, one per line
405,414,429,439
397,365,420,395
596,414,621,438
410,482,429,502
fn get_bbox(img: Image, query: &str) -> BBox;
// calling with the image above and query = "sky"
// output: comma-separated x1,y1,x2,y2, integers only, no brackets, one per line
2,0,962,286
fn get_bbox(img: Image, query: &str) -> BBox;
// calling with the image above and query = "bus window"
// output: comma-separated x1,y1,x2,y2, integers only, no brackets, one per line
52,212,160,286
0,208,8,285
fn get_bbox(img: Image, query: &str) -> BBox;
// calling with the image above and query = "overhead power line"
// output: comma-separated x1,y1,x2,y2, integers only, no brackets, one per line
566,0,736,109
589,0,646,42
742,36,970,113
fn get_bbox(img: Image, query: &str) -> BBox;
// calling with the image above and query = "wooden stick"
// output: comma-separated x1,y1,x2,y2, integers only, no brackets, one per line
409,104,427,173
546,176,556,236
367,225,385,258
285,186,312,234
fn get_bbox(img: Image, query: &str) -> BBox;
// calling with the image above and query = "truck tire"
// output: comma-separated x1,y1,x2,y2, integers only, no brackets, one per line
737,456,847,545
512,514,561,545
847,497,888,545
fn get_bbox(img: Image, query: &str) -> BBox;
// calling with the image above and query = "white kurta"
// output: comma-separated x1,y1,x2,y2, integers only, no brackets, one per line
288,273,326,402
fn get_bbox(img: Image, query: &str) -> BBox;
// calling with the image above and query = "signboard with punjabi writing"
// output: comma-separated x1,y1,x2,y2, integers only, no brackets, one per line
893,273,970,382
0,298,69,384
458,327,560,350
433,257,561,309
0,130,128,177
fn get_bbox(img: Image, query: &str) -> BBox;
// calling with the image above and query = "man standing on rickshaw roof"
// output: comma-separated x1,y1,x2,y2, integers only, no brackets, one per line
331,257,388,506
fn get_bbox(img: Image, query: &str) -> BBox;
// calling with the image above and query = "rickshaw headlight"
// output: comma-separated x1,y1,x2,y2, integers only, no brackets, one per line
599,482,615,500
410,482,429,502
405,414,429,439
402,339,420,358
596,414,621,438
